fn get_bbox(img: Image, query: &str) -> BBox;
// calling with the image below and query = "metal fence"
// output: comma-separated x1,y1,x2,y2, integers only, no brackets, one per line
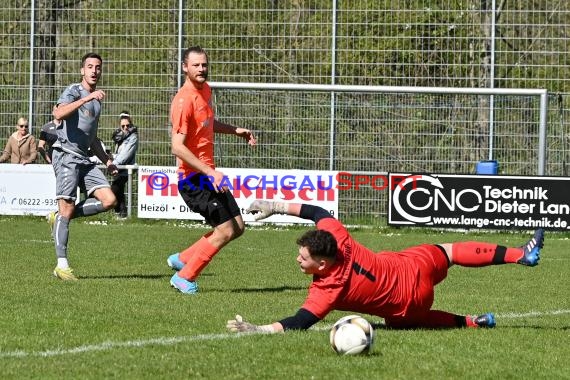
210,83,549,223
1,0,569,222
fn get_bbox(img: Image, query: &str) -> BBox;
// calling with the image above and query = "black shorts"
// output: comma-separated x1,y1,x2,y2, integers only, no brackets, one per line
178,173,241,227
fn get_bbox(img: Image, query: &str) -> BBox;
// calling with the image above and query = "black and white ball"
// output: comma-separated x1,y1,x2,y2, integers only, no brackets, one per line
329,315,374,355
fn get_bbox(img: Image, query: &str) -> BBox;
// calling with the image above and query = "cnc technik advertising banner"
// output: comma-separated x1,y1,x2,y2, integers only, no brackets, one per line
388,173,570,231
138,166,339,223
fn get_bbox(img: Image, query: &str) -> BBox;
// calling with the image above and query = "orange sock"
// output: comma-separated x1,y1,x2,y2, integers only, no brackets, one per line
178,235,219,280
452,242,522,267
180,232,213,263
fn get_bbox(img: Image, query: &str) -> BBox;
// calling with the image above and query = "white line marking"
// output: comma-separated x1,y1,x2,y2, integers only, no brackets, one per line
1,309,568,359
496,309,570,319
0,333,243,359
22,239,52,244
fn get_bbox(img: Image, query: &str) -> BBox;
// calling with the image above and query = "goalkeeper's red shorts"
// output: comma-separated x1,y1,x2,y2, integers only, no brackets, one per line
383,244,449,327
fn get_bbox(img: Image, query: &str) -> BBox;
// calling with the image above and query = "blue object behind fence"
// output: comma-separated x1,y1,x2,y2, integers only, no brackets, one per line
476,160,499,175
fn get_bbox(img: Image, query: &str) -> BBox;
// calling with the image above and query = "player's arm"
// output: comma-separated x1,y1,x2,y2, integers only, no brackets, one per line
246,201,334,223
227,308,320,334
90,138,118,175
213,119,256,146
53,90,105,120
37,134,50,163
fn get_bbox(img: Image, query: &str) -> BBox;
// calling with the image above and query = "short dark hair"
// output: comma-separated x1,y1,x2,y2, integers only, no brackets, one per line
296,230,338,260
81,52,103,66
182,46,208,62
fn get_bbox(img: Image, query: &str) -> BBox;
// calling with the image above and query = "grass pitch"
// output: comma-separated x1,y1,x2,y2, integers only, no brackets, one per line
0,216,568,379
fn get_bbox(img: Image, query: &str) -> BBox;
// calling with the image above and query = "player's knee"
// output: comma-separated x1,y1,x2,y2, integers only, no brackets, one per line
234,218,246,238
59,201,75,219
101,195,117,210
438,243,453,266
232,224,245,239
216,223,244,243
226,227,244,241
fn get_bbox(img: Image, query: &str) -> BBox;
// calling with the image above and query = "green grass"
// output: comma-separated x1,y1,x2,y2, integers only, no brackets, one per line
0,216,569,379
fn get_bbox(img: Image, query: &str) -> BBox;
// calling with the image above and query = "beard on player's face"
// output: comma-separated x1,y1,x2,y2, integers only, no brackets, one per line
194,71,207,81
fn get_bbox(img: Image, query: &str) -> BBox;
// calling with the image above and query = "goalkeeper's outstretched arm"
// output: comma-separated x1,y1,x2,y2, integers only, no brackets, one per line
246,201,334,223
226,308,321,334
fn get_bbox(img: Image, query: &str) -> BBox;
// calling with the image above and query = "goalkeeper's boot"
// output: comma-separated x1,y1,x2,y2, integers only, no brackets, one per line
466,313,496,328
170,273,198,294
167,253,184,271
53,266,78,281
518,228,544,267
46,211,58,238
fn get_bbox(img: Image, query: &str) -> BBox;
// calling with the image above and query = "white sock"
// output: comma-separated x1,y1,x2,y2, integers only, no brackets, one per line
57,258,69,269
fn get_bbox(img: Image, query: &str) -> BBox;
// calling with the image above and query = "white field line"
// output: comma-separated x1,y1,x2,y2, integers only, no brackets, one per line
495,309,570,319
1,309,569,359
0,333,243,359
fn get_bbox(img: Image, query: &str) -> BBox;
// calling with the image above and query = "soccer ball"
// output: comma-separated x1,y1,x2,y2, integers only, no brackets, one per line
329,315,374,355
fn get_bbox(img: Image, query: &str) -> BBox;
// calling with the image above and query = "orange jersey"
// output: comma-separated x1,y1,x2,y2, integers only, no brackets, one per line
301,218,446,320
170,81,215,177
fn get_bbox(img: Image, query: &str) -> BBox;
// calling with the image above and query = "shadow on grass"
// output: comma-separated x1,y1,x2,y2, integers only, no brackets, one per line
79,274,172,280
229,285,306,293
80,272,218,280
503,324,570,330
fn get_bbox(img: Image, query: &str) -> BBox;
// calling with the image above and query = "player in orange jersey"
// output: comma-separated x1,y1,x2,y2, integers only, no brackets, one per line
167,46,256,294
226,200,544,332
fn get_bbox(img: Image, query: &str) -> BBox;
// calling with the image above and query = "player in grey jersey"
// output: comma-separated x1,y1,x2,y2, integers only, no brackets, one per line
47,52,118,281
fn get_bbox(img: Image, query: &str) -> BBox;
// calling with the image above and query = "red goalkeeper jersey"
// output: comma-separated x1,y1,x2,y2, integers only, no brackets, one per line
301,218,440,319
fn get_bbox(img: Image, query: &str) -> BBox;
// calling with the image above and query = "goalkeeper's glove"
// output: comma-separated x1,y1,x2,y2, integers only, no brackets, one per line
245,200,287,221
226,315,274,333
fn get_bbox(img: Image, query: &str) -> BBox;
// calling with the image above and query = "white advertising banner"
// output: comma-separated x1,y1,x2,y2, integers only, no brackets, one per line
137,166,339,223
0,164,57,216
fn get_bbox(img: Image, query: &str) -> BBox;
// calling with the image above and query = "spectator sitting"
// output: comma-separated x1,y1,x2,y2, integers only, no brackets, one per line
0,117,37,164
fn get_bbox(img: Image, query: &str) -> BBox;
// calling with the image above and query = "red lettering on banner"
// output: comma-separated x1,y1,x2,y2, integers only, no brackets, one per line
281,187,295,200
264,187,279,200
391,174,420,190
232,178,252,198
353,175,369,190
337,172,352,190
163,183,178,196
140,174,179,197
317,182,335,201
231,183,336,201
299,188,311,201
370,175,388,191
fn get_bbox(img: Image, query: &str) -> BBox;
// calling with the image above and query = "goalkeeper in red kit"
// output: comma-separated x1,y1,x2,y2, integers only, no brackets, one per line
226,200,544,333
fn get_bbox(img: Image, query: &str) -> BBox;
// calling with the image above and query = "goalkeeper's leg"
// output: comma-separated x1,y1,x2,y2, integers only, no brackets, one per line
385,311,495,329
441,229,544,267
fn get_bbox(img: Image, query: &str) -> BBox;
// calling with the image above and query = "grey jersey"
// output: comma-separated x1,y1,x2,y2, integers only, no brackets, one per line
40,121,59,145
54,83,102,158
